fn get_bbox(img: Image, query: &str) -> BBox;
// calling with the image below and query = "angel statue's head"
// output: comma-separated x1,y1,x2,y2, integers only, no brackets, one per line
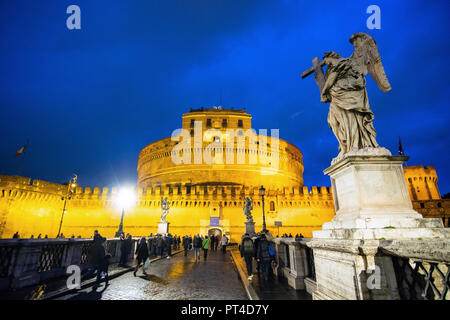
323,51,342,66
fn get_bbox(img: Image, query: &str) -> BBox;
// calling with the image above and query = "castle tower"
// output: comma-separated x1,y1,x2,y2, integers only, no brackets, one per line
403,165,441,201
137,107,304,189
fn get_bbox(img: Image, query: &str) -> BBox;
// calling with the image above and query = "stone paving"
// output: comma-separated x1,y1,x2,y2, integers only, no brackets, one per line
56,249,248,300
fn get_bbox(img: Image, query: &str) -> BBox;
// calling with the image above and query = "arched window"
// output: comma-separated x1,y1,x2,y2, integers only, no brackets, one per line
270,201,275,211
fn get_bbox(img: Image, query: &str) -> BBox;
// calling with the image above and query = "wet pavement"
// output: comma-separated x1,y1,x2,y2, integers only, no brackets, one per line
230,249,312,300
250,270,312,300
56,249,248,300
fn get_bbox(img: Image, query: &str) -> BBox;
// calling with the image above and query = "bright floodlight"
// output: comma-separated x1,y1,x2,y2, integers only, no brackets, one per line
115,187,136,210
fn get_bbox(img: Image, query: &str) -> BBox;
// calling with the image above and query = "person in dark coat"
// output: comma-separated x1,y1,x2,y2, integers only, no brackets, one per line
166,234,172,258
93,230,102,242
86,236,106,285
193,234,202,262
214,235,219,251
156,235,164,258
134,237,149,276
255,234,272,281
182,235,191,256
209,235,215,251
240,233,255,280
147,237,153,257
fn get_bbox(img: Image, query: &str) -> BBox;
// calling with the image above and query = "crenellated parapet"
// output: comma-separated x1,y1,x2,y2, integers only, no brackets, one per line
0,174,333,209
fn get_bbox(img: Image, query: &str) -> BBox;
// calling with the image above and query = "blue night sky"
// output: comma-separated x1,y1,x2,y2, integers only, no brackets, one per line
1,1,449,193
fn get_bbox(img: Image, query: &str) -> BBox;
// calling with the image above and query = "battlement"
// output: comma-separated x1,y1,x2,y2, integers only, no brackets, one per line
188,106,247,113
0,175,332,205
404,165,438,179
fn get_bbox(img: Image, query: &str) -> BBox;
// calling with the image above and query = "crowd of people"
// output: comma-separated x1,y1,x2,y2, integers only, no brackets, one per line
83,231,231,282
10,228,304,288
11,231,84,239
180,233,229,262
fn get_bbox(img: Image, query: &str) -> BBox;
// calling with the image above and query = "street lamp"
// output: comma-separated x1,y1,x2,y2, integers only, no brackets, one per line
114,187,136,237
57,174,77,238
259,185,266,232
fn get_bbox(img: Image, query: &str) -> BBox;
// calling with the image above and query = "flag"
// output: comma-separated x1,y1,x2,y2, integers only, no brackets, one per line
398,137,405,156
15,141,29,157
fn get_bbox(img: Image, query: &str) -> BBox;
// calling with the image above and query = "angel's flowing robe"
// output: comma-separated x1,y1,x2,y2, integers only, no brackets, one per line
321,59,379,155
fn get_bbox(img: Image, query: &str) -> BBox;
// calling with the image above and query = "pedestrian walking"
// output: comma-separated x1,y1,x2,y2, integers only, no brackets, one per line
98,253,112,287
165,234,172,259
193,234,202,262
156,235,164,258
202,235,210,260
214,235,219,251
86,236,106,286
255,234,273,281
134,237,149,276
209,235,215,251
240,233,255,280
182,235,191,256
220,234,228,253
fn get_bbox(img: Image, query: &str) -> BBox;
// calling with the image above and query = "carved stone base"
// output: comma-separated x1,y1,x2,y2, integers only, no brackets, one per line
309,153,449,300
157,222,169,235
245,221,256,236
331,147,392,165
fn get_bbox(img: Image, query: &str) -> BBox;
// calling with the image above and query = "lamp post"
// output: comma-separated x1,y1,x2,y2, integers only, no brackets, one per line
114,187,136,238
57,174,77,238
259,185,266,232
115,208,125,238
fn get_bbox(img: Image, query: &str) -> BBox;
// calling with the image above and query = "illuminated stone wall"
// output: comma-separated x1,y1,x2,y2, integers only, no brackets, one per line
0,175,334,242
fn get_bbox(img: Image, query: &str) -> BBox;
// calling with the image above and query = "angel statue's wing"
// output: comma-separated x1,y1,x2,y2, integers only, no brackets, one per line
349,32,391,92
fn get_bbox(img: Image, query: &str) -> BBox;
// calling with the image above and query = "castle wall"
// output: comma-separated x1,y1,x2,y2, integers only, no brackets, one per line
1,166,446,242
0,175,334,243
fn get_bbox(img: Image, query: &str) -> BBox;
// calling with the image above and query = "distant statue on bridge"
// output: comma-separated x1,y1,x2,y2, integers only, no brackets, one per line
160,197,170,223
243,197,254,223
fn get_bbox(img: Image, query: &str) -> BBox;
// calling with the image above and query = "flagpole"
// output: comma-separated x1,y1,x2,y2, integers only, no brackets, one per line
17,139,29,177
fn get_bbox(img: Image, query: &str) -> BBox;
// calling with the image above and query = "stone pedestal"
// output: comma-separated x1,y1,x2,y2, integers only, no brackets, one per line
308,153,450,300
314,155,446,240
245,221,256,236
157,222,169,235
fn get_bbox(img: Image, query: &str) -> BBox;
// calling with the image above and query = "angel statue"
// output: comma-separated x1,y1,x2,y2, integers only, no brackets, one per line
243,197,254,223
302,33,392,164
160,197,169,223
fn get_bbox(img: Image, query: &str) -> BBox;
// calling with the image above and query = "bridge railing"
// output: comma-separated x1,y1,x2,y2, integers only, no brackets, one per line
379,239,449,300
269,237,316,293
0,237,139,291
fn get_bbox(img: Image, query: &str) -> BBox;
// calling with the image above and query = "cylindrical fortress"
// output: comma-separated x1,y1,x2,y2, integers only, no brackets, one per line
137,107,304,189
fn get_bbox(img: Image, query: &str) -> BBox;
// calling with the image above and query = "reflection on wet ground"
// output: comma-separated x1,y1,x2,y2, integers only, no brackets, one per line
57,249,247,300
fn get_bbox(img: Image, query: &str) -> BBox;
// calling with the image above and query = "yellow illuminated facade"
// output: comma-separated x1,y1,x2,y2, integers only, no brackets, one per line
0,108,447,241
